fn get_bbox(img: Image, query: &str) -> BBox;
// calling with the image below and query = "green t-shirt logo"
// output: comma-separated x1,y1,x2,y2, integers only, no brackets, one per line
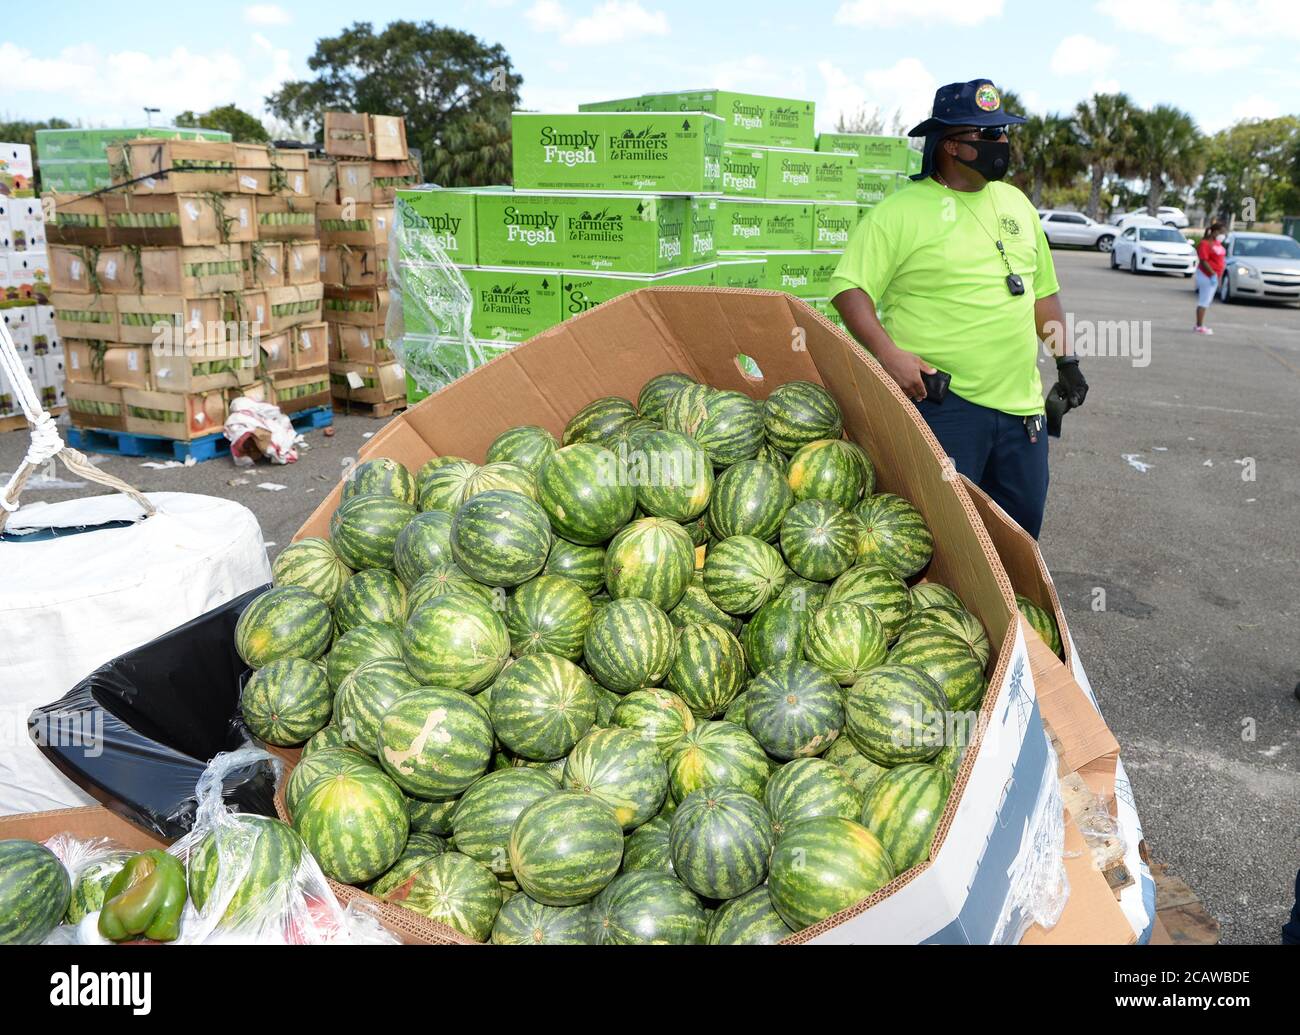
999,215,1022,238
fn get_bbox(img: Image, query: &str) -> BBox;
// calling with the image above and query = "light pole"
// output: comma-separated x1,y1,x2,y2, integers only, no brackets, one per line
144,107,160,128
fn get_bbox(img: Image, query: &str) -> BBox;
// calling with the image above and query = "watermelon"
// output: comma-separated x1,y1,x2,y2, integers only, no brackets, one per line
722,689,752,726
491,894,590,945
326,622,403,690
622,816,674,874
707,459,793,542
486,425,559,475
417,458,479,513
669,577,742,636
667,720,769,802
779,499,860,582
666,621,747,718
786,439,865,508
334,658,422,757
693,390,765,466
241,658,332,746
65,851,131,925
842,440,877,497
537,443,636,545
334,568,408,633
272,537,352,605
408,795,460,837
343,458,416,505
235,587,331,668
393,511,454,587
843,663,947,766
854,492,934,578
562,727,669,830
741,595,810,674
462,461,539,502
378,686,495,798
779,574,830,611
702,535,787,614
505,574,594,661
889,627,987,712
604,517,694,610
541,538,607,596
329,494,417,571
900,606,990,667
0,840,71,944
594,685,621,727
611,689,695,756
763,381,843,453
563,396,639,446
744,659,844,760
825,564,913,641
292,767,409,884
368,833,450,897
632,429,713,522
637,371,696,422
188,814,303,925
823,738,889,798
1017,594,1063,656
508,791,624,906
707,885,794,945
803,602,888,685
910,582,965,612
451,768,557,879
489,653,598,761
583,597,676,694
284,746,377,819
763,757,862,836
407,563,498,612
661,382,714,438
498,751,568,784
606,419,661,461
767,816,895,931
402,592,511,692
374,851,502,941
450,489,552,588
301,724,348,757
755,440,789,467
589,871,706,944
668,787,773,899
860,763,953,871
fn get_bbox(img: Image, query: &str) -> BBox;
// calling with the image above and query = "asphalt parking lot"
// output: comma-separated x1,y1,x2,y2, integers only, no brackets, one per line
2,248,1296,943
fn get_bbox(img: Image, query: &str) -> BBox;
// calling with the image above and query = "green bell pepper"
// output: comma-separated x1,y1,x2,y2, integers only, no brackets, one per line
97,850,188,942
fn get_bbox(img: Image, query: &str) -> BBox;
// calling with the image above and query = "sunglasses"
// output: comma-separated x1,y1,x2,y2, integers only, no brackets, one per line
945,126,1010,142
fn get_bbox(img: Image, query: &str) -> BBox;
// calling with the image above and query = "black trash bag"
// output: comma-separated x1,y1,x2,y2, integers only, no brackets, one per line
27,585,279,840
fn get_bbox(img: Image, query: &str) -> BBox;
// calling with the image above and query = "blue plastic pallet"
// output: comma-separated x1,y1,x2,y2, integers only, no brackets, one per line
67,405,333,463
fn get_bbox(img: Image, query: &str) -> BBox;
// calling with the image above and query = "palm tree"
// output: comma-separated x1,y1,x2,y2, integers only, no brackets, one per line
1074,93,1137,220
1018,114,1085,207
1129,105,1205,217
428,115,512,186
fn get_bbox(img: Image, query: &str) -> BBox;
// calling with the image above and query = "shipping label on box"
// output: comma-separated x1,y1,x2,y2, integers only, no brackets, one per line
714,200,814,252
813,205,858,250
559,265,714,320
463,267,562,343
720,144,766,198
370,115,409,160
329,361,406,404
271,148,311,197
49,245,95,293
395,189,477,265
763,148,857,202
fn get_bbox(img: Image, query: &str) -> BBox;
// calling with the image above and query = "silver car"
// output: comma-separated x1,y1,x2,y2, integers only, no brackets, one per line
1038,209,1121,252
1218,232,1300,305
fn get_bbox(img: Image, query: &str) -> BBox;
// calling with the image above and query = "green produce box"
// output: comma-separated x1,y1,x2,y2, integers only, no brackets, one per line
810,297,846,330
714,256,766,290
36,126,230,162
813,204,859,250
713,199,814,252
758,251,842,299
720,144,766,198
404,338,514,404
856,169,900,206
908,148,924,175
475,192,690,275
575,95,657,113
584,91,816,149
560,264,715,319
463,267,563,343
395,187,478,265
763,148,856,202
511,112,723,194
36,160,112,194
687,198,718,266
817,133,913,172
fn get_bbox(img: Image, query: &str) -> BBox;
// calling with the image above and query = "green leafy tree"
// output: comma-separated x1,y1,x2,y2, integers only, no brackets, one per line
1018,114,1085,207
175,104,270,143
1194,116,1300,225
1129,105,1205,217
266,20,522,186
1074,92,1137,220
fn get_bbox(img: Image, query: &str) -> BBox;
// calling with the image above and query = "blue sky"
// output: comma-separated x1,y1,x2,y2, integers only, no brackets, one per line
3,1,1297,136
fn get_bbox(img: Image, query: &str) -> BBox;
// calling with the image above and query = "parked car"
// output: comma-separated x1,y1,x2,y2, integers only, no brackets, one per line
1113,206,1190,229
1037,209,1121,251
1111,224,1196,275
1218,231,1300,305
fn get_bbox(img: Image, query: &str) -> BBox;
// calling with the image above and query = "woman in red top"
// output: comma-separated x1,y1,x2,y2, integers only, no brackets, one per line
1194,220,1227,335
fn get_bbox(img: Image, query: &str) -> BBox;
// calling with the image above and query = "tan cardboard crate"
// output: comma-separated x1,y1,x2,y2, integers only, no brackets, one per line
51,290,118,340
65,382,127,432
267,371,331,414
232,288,271,338
320,245,388,289
142,243,244,295
293,321,329,372
0,806,170,852
256,196,316,240
102,345,152,389
231,380,268,405
317,203,394,247
323,287,390,326
370,114,409,160
259,330,294,375
335,160,373,204
308,158,338,204
263,283,324,334
96,247,142,294
285,240,322,286
45,193,110,247
271,148,311,197
105,192,257,247
328,321,395,365
369,159,421,204
48,244,99,293
324,111,372,157
234,143,274,195
65,339,110,385
123,387,226,439
116,293,227,346
109,138,238,195
328,359,405,404
152,339,256,394
243,241,286,290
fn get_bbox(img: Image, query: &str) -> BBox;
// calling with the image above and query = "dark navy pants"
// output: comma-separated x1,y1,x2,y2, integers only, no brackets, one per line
1285,870,1300,944
916,391,1050,538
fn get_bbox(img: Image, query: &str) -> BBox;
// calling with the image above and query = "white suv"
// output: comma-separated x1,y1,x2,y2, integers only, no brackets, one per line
1038,210,1121,252
1114,206,1190,230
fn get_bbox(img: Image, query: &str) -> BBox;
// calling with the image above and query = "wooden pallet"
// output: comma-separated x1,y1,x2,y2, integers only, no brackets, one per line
1147,858,1221,945
0,407,67,435
66,406,333,463
330,396,406,419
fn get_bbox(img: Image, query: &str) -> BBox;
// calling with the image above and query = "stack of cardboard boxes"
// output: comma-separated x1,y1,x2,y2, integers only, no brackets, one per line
34,126,232,195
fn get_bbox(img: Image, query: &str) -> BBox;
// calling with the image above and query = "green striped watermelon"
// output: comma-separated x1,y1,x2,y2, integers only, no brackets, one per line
779,499,860,582
666,621,747,718
667,720,769,802
668,787,773,899
786,439,865,508
763,381,844,453
582,597,676,693
763,757,862,838
844,440,877,497
1017,594,1062,656
823,737,890,797
669,577,742,635
702,535,787,615
563,396,639,446
825,564,913,641
661,382,714,438
272,537,352,605
334,658,421,757
622,816,674,875
450,489,552,588
417,458,479,513
899,606,990,667
367,832,450,897
343,458,416,506
284,746,377,819
508,791,624,906
241,658,332,746
292,766,409,884
334,568,408,634
408,795,461,837
462,461,539,503
537,443,636,545
767,816,895,931
329,494,417,571
778,574,831,612
707,885,794,945
744,659,844,760
562,727,669,830
803,602,888,685
707,459,793,542
889,627,987,712
842,663,946,766
491,894,591,945
326,623,403,689
301,724,348,757
741,595,810,674
722,689,752,726
604,517,694,610
393,511,454,588
910,582,965,612
497,751,569,784
755,440,789,467
541,538,607,596
611,689,695,756
188,814,303,925
64,852,131,925
693,390,765,466
451,768,557,879
589,870,706,944
407,563,497,612
375,851,502,941
860,763,953,871
607,419,662,461
854,493,933,577
235,587,331,668
486,425,559,474
633,430,713,522
594,685,621,727
505,574,594,661
402,592,511,692
378,686,495,798
0,840,71,945
489,653,598,761
637,372,696,422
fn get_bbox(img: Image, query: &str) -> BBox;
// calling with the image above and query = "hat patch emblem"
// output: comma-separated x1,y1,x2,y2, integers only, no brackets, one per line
975,84,1001,111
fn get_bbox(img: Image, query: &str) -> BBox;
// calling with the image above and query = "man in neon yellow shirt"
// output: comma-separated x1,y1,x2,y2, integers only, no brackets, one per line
832,79,1088,538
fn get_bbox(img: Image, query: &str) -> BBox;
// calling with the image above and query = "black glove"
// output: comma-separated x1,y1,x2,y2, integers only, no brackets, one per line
1055,356,1088,408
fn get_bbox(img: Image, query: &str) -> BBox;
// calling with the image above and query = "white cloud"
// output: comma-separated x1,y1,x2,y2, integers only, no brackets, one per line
243,4,291,25
525,1,669,45
1173,44,1263,71
1095,0,1300,44
525,0,569,31
1090,78,1122,96
1229,94,1283,121
702,54,811,97
1051,34,1116,77
835,0,1004,28
817,57,937,134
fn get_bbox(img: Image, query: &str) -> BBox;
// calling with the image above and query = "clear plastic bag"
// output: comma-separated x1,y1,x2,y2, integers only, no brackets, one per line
40,834,135,944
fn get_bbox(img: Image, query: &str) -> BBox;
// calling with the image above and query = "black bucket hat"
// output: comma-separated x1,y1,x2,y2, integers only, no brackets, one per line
907,79,1025,180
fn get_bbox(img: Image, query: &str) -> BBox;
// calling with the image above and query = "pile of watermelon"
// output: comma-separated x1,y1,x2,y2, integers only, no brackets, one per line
240,374,994,944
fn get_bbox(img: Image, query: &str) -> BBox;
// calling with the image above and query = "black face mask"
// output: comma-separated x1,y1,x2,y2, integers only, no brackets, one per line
954,138,1010,181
